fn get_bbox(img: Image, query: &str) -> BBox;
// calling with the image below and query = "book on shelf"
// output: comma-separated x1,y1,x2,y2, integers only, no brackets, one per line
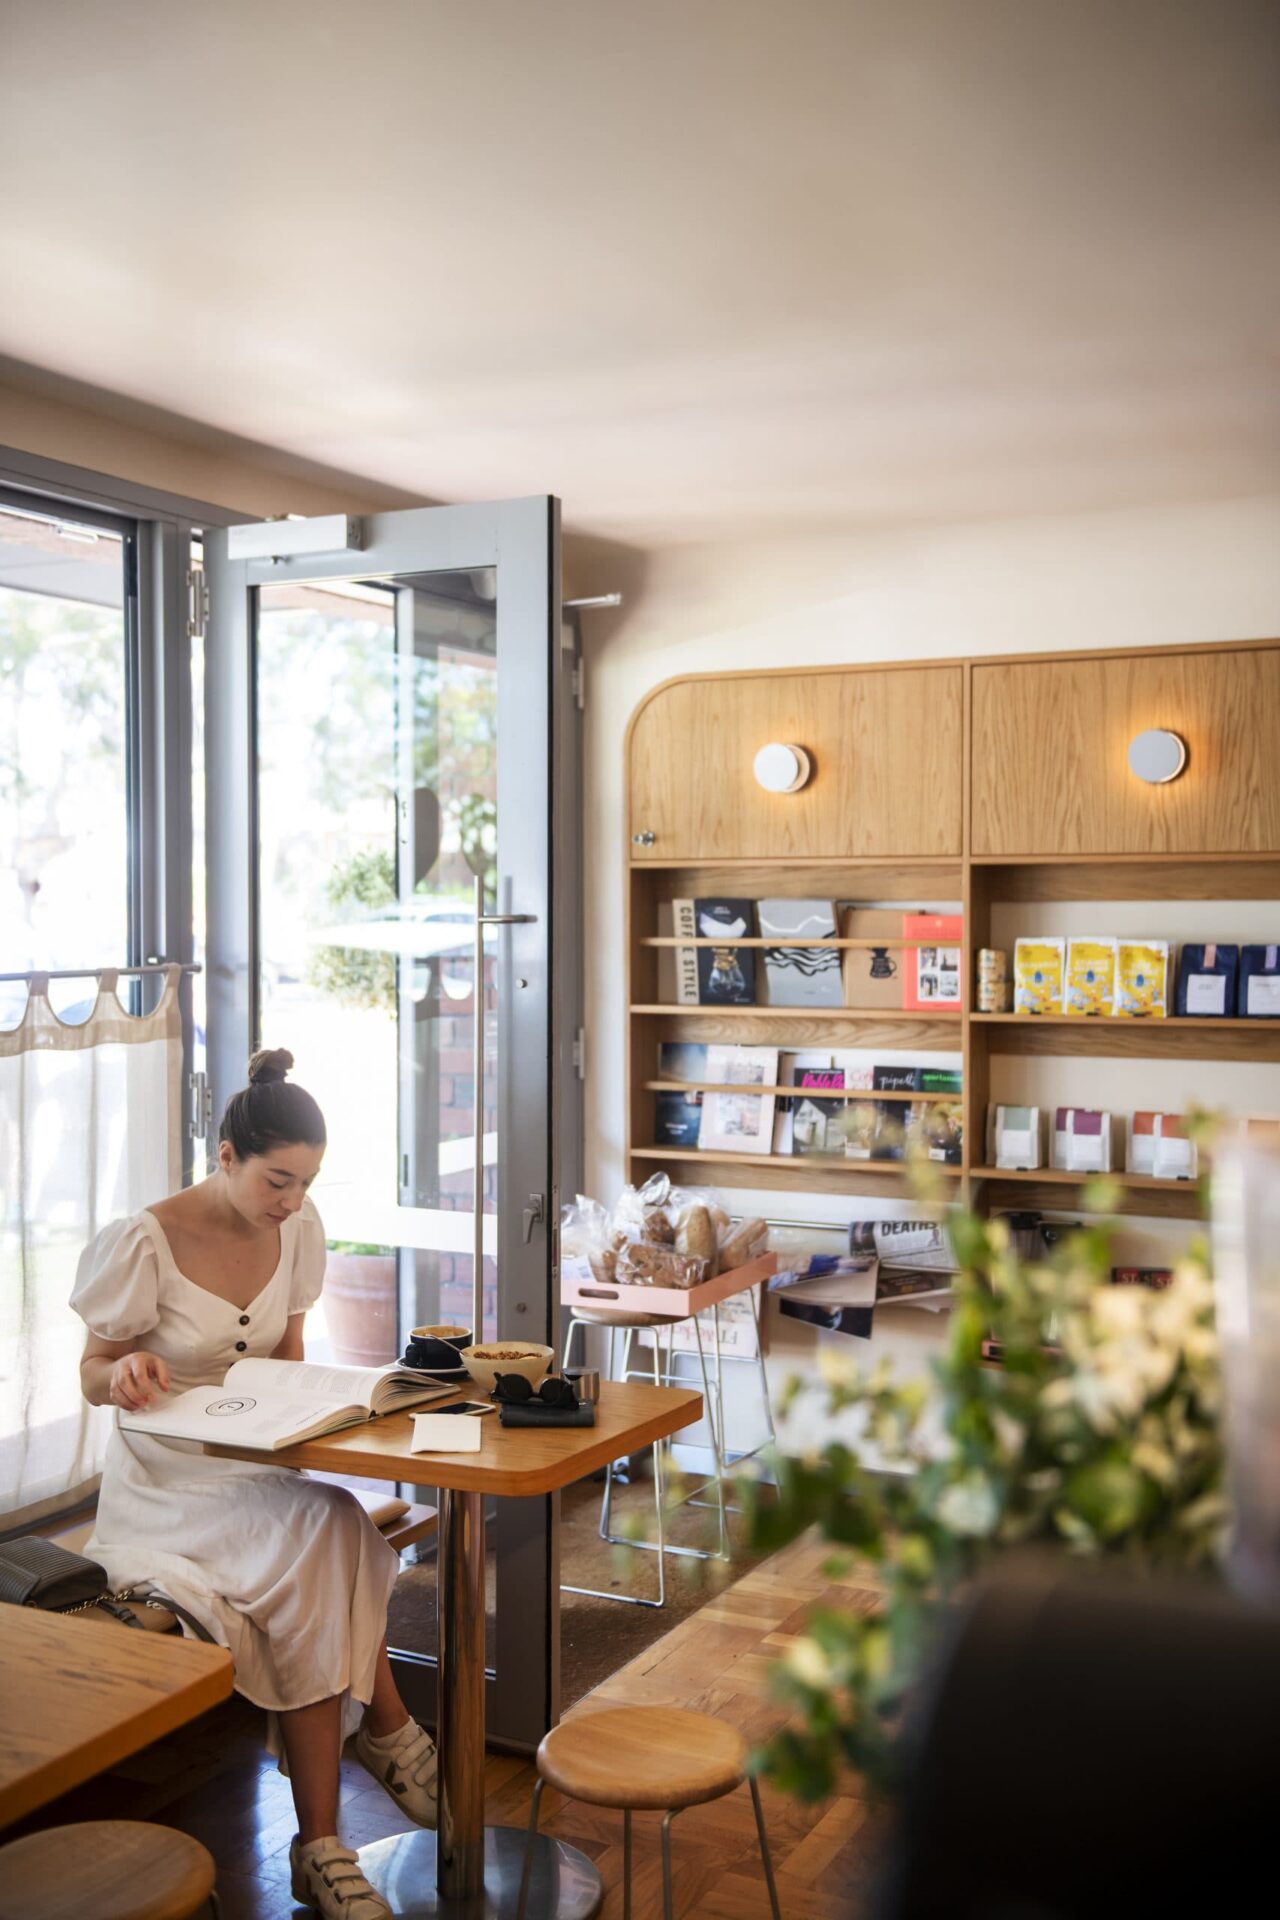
757,898,843,1007
694,898,757,1004
656,899,701,1006
654,1041,707,1149
840,907,903,1009
905,1098,964,1164
791,1084,852,1159
117,1358,454,1451
873,1065,921,1093
902,913,963,1012
772,1051,843,1154
696,1044,778,1153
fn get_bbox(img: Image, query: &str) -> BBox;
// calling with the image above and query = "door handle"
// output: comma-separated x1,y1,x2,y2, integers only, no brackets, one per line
522,1194,546,1244
471,878,541,1335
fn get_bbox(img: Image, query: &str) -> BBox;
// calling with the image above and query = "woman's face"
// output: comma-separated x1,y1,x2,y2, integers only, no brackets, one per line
218,1139,325,1231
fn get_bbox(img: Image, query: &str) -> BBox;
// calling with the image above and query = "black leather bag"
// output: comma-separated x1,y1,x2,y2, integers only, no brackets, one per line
0,1535,108,1612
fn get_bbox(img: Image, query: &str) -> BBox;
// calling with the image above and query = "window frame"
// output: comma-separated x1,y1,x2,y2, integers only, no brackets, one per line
0,443,246,1180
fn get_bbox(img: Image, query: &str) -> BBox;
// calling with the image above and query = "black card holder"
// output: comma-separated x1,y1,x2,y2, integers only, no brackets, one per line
498,1403,596,1429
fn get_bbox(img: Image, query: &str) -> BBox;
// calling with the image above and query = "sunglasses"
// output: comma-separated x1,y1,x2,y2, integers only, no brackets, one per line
491,1372,580,1409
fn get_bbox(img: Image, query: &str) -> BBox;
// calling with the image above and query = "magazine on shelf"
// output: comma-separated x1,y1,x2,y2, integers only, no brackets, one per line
118,1358,454,1451
902,913,963,1011
656,901,701,1006
697,1044,778,1153
841,908,903,1009
655,1041,708,1149
772,1050,835,1154
693,898,757,1004
758,898,843,1007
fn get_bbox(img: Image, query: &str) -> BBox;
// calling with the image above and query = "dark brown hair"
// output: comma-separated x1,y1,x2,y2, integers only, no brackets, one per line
218,1048,327,1160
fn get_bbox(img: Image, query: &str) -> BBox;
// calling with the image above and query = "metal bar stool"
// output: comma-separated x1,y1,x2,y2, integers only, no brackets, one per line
560,1308,724,1607
516,1706,782,1920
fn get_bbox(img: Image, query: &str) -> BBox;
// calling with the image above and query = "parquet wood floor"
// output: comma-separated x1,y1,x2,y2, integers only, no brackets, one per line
9,1536,884,1918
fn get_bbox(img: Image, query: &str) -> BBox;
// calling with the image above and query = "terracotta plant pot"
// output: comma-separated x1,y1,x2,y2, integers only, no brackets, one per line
322,1252,399,1368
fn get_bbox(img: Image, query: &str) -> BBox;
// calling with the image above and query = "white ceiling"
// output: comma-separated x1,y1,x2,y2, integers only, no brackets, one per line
1,0,1277,545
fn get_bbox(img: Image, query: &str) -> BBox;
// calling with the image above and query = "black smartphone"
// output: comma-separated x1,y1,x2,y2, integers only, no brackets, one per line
433,1401,494,1416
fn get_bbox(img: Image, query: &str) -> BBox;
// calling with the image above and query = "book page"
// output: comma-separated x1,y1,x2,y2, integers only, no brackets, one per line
120,1385,360,1448
226,1357,387,1410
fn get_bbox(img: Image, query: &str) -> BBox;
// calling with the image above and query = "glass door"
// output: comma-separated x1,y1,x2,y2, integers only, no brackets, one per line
203,500,567,1749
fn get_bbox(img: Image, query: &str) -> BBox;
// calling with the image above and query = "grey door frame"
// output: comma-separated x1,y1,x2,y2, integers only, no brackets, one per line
203,496,569,1751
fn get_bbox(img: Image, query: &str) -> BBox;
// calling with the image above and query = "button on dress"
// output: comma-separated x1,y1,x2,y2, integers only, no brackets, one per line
71,1199,398,1763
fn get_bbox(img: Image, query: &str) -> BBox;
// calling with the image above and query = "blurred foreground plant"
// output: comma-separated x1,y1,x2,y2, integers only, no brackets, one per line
743,1188,1225,1800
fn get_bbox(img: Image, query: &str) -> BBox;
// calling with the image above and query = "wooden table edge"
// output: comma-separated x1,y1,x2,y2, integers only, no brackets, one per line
205,1385,706,1494
0,1641,233,1828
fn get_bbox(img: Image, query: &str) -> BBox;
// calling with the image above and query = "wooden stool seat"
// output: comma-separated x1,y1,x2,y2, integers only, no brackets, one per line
537,1706,748,1810
519,1707,780,1920
0,1821,217,1920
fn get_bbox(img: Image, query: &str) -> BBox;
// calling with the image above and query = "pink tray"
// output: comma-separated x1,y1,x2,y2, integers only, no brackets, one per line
560,1252,777,1320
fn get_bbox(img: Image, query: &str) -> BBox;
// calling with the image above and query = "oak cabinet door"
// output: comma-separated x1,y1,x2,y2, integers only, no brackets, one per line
628,666,964,861
971,646,1280,857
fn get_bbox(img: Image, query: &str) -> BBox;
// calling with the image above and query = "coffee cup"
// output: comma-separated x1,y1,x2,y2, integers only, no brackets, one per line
404,1325,472,1370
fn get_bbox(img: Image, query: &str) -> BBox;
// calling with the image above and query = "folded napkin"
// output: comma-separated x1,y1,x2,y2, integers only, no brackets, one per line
498,1403,596,1428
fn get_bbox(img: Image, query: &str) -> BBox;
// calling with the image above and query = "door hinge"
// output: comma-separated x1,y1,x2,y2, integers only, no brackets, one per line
572,1027,586,1080
186,568,209,640
572,658,585,710
188,1070,212,1140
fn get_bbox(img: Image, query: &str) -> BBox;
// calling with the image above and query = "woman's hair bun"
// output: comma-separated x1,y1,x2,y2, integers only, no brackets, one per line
248,1047,294,1086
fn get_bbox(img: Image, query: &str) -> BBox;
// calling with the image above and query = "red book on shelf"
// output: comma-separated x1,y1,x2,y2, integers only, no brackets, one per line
902,914,964,1013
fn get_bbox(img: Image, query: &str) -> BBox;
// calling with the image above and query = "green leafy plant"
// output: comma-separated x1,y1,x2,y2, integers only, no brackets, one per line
743,1186,1225,1801
307,848,397,1014
326,1240,393,1259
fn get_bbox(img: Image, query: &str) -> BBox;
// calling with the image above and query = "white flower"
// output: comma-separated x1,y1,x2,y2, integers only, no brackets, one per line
817,1347,858,1390
936,1473,1000,1537
784,1636,834,1690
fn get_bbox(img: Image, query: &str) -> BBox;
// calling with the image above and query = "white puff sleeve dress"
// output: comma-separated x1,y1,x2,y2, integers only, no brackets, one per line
71,1201,399,1760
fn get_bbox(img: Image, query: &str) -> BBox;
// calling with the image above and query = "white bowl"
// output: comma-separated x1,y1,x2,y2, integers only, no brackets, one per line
459,1343,555,1397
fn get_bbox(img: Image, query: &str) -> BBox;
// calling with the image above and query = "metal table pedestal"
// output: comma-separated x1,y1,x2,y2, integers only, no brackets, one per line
359,1487,603,1918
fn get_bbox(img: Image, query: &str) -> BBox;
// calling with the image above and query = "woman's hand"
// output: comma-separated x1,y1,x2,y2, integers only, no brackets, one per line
108,1350,171,1410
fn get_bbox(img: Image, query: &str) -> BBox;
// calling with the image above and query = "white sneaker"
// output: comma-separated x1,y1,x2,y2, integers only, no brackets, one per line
289,1835,392,1920
354,1717,439,1829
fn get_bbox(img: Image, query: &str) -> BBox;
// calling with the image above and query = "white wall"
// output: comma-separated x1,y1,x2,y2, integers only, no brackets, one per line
577,495,1280,1423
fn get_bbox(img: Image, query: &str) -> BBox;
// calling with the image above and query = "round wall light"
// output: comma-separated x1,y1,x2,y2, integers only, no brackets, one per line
753,742,811,794
1127,729,1187,784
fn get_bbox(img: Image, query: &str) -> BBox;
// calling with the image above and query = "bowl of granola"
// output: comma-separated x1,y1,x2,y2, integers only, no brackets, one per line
459,1343,555,1396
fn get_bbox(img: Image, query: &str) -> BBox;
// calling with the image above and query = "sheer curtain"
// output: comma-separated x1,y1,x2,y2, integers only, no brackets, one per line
0,968,182,1527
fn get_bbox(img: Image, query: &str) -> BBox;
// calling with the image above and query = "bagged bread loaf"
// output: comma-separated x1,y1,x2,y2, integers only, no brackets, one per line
718,1216,769,1271
615,1242,707,1290
675,1202,718,1274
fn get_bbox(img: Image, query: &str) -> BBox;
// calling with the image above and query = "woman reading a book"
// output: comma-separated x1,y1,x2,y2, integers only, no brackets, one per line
72,1050,433,1920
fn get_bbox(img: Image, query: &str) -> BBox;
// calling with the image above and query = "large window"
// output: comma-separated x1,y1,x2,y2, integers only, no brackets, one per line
0,503,132,1022
0,477,199,1524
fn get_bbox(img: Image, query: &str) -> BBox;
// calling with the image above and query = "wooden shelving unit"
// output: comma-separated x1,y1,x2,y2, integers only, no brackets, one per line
624,644,1280,1225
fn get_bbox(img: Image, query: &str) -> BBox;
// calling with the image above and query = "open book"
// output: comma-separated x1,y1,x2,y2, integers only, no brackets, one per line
118,1358,456,1451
